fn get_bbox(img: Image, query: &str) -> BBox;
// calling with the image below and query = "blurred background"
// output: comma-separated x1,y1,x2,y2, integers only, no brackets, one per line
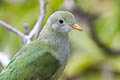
0,0,120,80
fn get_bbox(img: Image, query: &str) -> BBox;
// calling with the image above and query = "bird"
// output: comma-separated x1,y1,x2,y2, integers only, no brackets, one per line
0,11,82,80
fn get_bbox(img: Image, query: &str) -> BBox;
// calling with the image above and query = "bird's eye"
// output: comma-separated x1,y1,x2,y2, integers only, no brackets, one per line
58,20,64,24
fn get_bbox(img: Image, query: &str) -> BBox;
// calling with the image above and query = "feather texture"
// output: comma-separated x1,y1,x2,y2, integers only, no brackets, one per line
0,40,60,80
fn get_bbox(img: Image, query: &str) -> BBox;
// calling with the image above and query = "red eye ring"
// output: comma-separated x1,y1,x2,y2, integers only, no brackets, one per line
59,20,64,24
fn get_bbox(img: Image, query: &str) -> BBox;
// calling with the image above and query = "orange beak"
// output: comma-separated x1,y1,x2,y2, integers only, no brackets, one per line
72,24,82,32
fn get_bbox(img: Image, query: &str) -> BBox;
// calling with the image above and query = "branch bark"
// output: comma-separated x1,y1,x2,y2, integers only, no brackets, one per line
0,0,47,45
29,0,47,39
24,23,30,35
0,20,25,40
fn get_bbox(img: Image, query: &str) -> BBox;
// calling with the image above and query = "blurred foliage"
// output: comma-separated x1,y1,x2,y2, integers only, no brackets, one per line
0,0,120,80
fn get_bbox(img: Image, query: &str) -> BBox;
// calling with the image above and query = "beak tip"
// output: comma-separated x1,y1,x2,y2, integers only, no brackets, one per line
72,24,83,32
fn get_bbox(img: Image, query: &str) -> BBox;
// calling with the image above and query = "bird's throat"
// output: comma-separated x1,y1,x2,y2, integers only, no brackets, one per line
39,25,69,47
39,25,70,65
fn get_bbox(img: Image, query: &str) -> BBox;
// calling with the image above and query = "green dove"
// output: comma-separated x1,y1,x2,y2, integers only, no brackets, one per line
0,11,82,80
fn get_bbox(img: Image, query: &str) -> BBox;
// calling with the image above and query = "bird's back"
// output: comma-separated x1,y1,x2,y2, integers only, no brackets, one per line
0,40,60,80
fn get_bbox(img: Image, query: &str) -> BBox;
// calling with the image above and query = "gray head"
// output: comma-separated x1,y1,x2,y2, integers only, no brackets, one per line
47,11,82,33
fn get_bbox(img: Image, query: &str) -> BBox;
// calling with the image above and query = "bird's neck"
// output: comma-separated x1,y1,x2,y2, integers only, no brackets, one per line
39,24,69,47
39,24,70,65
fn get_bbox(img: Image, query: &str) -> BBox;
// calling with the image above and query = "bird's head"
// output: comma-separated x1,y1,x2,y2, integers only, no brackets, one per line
47,11,82,33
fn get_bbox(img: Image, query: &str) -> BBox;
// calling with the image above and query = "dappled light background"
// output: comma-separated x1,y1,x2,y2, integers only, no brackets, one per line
0,0,120,80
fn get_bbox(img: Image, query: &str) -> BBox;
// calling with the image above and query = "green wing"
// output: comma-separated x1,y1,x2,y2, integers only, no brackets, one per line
0,40,60,80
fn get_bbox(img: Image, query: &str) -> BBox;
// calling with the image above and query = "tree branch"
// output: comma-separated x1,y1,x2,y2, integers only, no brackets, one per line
0,20,25,40
0,0,48,67
0,20,30,45
29,0,47,39
0,0,47,45
24,23,30,35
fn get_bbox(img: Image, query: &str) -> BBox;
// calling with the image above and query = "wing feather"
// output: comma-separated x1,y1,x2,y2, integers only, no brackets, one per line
0,40,60,80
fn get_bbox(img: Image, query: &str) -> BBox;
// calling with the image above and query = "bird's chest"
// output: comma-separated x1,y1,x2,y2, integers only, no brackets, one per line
53,38,70,65
43,34,70,80
50,39,70,80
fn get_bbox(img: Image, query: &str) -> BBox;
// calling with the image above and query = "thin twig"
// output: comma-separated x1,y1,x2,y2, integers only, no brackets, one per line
29,0,47,39
0,0,47,45
0,20,25,39
24,23,30,35
0,20,30,45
